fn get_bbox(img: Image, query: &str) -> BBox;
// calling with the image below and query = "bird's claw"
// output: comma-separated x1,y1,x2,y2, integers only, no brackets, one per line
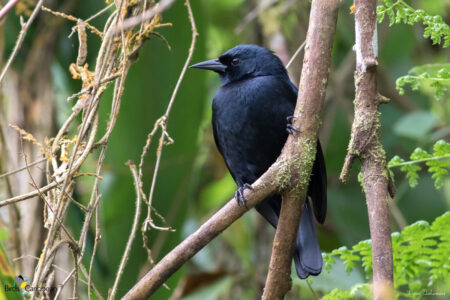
286,124,299,135
286,116,299,135
235,183,253,208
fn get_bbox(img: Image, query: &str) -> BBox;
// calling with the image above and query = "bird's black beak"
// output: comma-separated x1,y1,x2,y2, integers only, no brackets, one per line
189,58,227,73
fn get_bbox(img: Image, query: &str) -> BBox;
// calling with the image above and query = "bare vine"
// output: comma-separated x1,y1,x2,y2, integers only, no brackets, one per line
0,0,175,299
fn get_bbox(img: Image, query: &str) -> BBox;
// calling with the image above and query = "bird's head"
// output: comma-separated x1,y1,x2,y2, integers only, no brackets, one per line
190,44,287,84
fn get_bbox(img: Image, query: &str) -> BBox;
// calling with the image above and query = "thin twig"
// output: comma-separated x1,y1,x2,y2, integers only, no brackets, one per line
42,6,103,37
235,0,278,34
109,162,142,300
20,139,78,249
0,0,45,84
66,72,121,103
0,157,46,179
13,255,95,288
285,40,306,69
141,0,197,233
0,0,19,20
108,0,175,35
88,202,101,300
122,174,276,299
306,280,319,300
85,2,114,23
68,2,115,38
0,181,58,207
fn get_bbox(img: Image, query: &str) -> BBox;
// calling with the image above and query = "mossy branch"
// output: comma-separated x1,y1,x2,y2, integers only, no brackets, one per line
340,1,395,299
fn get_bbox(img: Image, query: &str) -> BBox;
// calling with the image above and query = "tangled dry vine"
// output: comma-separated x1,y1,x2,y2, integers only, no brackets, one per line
0,0,181,299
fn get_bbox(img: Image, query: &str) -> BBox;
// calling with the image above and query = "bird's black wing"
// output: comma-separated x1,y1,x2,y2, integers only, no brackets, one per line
211,102,224,157
211,98,237,185
307,141,327,223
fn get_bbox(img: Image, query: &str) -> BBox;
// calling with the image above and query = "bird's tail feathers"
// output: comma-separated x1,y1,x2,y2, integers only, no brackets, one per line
294,202,323,279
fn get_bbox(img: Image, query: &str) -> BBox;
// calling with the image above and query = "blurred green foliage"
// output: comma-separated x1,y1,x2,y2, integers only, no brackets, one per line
377,0,450,47
1,0,449,299
323,212,450,299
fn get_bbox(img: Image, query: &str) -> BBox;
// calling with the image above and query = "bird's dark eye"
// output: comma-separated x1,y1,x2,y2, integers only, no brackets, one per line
231,58,240,66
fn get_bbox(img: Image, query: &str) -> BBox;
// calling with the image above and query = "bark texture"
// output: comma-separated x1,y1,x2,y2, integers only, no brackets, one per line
262,0,340,298
341,1,395,299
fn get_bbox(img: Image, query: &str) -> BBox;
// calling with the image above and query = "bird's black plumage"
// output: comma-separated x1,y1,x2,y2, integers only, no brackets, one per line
190,44,327,279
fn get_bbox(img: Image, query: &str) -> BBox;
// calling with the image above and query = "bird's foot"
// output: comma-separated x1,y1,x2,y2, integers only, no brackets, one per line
286,116,299,135
235,183,253,208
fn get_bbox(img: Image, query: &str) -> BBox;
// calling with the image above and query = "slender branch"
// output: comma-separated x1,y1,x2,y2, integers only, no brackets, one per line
234,0,278,34
142,0,197,235
20,140,78,249
109,163,142,300
340,1,394,299
0,0,19,20
12,254,102,296
41,6,102,37
88,201,101,300
0,0,45,84
85,2,114,22
0,181,58,207
0,157,46,179
122,171,276,299
262,0,340,298
108,0,175,35
285,40,305,69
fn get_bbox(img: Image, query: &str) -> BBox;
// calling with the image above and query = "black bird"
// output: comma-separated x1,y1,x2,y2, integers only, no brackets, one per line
190,45,327,279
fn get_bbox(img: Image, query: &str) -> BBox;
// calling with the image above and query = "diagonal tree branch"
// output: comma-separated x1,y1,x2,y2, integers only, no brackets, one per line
0,0,45,84
340,1,395,299
0,0,19,20
262,0,340,298
122,170,277,299
123,1,341,299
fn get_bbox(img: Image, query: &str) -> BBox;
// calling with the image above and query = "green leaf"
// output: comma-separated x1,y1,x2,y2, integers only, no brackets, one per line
410,148,431,161
401,164,421,187
377,1,450,47
322,212,450,298
388,140,450,188
376,6,386,23
388,155,405,167
387,8,395,25
396,64,450,100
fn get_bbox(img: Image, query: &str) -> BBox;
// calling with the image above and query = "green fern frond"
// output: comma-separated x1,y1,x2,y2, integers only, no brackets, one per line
323,212,450,299
377,0,450,47
395,64,450,100
388,140,450,189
